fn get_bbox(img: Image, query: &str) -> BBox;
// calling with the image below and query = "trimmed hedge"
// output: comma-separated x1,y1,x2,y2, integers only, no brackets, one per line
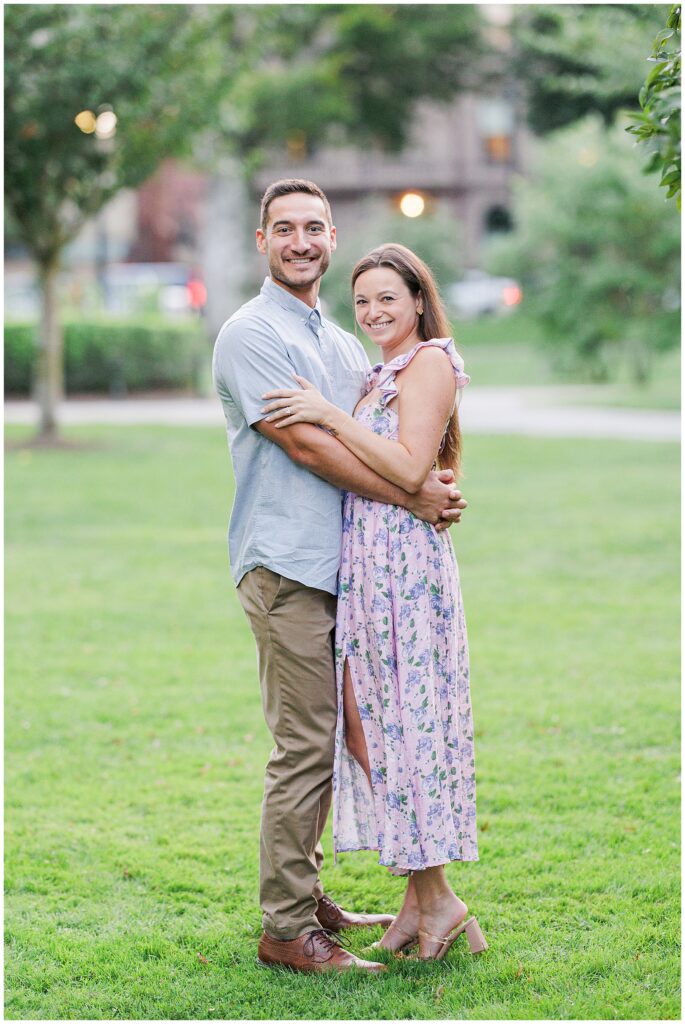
4,318,207,395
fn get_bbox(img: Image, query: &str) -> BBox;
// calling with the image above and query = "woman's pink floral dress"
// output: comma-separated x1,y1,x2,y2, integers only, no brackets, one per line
333,337,478,873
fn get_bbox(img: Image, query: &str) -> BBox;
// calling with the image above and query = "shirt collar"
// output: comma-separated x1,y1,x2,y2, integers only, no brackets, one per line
261,277,324,335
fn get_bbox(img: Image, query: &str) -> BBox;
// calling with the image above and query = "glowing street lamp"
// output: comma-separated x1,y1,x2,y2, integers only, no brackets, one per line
74,107,117,140
74,110,96,134
95,110,117,140
400,192,425,218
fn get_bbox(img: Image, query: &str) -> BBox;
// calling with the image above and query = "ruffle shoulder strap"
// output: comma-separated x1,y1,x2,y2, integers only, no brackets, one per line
365,337,469,408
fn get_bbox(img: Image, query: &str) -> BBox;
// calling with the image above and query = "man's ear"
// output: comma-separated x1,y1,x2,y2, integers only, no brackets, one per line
330,225,337,252
256,228,267,254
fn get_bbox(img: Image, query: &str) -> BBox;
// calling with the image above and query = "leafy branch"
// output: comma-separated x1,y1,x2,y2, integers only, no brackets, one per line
626,4,681,208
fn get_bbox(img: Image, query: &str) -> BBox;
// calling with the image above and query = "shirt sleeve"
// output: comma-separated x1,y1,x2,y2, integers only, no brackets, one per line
213,316,298,428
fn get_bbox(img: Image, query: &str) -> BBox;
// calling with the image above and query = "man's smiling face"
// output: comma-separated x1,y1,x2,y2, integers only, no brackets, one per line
256,193,337,299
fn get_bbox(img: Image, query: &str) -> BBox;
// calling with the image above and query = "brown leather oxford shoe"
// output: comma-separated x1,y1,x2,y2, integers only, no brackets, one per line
316,894,396,932
257,928,386,973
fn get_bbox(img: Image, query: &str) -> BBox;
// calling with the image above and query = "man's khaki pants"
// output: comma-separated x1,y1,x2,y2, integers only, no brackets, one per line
237,566,338,940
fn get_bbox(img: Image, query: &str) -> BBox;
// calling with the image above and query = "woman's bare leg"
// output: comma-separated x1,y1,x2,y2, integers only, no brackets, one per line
412,866,468,958
344,662,429,951
376,873,421,951
342,660,371,783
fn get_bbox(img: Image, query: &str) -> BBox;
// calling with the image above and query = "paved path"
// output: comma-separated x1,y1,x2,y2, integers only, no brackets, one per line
4,388,680,441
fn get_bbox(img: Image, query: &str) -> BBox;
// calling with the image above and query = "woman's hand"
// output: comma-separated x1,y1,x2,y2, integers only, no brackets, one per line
261,374,338,429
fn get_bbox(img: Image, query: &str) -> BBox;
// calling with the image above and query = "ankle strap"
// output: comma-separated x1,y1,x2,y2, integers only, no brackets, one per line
419,928,448,943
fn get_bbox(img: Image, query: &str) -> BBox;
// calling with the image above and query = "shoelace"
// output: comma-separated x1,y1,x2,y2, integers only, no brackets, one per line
319,895,342,917
303,928,351,957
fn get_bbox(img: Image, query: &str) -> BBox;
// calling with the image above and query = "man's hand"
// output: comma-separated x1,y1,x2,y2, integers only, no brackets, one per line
407,469,467,532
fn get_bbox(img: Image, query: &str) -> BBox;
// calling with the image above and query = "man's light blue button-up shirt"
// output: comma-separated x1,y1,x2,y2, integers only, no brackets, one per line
213,277,370,595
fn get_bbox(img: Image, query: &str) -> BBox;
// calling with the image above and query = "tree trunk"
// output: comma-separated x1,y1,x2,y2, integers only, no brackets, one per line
200,158,251,344
35,260,63,442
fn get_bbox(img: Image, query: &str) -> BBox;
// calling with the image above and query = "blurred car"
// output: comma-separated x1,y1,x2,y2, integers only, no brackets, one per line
447,270,522,319
105,263,206,316
4,262,208,319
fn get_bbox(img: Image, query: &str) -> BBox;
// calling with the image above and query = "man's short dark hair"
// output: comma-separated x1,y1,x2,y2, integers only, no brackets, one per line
260,179,333,231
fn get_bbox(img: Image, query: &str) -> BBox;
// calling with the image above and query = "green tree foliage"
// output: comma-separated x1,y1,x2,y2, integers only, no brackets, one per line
4,4,229,439
626,5,681,208
5,3,482,439
484,117,680,383
509,4,670,134
228,4,481,159
5,5,230,267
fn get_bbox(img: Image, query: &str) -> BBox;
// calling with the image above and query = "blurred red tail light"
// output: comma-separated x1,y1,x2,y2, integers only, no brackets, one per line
502,285,522,307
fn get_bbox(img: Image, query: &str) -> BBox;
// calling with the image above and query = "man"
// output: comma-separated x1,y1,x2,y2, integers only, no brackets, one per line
213,179,467,973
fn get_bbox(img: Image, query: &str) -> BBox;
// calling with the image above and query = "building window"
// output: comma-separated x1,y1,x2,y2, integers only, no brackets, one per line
484,205,513,235
477,97,514,165
286,132,308,162
484,135,511,163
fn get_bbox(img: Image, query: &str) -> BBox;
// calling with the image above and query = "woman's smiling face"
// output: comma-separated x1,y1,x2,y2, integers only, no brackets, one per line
353,267,422,353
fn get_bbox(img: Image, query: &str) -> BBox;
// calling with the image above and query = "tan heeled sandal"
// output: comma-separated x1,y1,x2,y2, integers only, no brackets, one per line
367,920,419,954
418,915,488,960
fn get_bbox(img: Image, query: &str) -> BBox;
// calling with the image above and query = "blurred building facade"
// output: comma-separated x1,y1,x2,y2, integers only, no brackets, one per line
252,91,527,266
5,87,529,324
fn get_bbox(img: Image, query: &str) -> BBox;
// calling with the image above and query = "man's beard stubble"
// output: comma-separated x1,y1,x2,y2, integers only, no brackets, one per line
269,249,331,294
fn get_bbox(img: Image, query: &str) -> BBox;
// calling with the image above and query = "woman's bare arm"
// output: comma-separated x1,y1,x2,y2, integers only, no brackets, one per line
262,347,457,493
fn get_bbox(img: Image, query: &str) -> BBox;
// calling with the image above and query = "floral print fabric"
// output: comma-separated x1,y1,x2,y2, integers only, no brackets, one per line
333,338,478,872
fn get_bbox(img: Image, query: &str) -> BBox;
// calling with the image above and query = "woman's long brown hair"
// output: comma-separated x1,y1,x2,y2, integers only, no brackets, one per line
352,243,462,478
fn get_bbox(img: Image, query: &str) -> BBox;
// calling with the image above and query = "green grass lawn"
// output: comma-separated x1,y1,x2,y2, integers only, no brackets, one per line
452,311,680,410
452,312,554,388
550,345,681,412
5,425,680,1020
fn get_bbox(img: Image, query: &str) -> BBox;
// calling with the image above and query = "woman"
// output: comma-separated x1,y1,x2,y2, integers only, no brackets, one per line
262,244,486,961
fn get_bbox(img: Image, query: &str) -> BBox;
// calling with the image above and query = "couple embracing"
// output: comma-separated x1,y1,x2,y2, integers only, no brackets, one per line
213,179,486,973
